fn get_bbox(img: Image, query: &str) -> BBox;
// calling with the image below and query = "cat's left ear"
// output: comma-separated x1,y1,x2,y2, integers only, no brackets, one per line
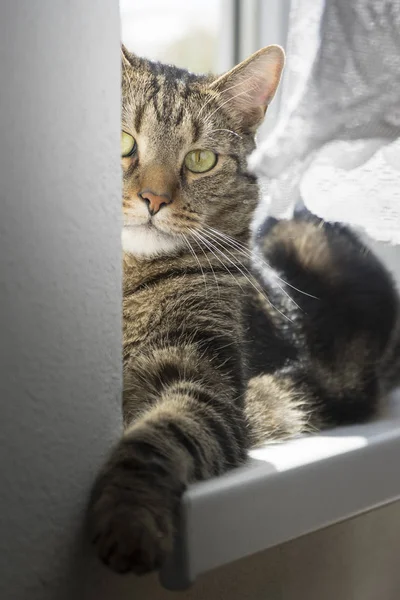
210,45,285,130
121,44,141,69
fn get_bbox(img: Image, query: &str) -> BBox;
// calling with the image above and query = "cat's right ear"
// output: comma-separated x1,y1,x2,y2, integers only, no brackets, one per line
209,45,285,131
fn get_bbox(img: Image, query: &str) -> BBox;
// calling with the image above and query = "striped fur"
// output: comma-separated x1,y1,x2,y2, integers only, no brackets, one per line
90,47,400,575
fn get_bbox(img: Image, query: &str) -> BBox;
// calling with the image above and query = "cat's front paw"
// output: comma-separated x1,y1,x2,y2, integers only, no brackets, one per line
89,438,184,575
91,488,172,575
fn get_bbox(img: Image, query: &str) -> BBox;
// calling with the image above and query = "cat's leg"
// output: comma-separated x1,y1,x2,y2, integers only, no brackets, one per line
244,370,311,447
251,212,399,432
89,342,247,575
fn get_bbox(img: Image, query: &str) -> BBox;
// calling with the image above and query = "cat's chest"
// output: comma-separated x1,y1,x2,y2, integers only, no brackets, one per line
123,290,163,341
123,259,163,344
122,282,181,365
122,254,187,355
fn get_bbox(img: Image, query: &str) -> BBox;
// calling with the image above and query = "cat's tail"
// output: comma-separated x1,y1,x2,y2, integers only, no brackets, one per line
244,359,381,449
247,212,400,447
380,311,400,394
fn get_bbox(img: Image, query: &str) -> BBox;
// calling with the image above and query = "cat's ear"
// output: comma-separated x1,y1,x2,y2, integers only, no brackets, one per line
210,45,285,130
121,44,140,69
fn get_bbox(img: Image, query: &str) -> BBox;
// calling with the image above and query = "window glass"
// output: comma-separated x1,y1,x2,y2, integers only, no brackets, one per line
120,0,224,73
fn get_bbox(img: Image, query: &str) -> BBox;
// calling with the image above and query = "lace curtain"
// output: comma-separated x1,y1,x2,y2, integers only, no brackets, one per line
249,0,400,246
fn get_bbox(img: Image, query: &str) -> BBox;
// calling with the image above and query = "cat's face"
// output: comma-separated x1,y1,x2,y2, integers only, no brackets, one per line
121,46,284,258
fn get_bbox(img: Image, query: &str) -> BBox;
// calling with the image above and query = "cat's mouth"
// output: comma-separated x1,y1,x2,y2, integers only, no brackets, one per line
122,221,184,258
124,220,173,237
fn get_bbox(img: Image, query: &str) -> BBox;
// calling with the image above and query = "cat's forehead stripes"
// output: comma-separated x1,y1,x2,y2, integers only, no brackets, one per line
125,61,199,130
122,60,216,142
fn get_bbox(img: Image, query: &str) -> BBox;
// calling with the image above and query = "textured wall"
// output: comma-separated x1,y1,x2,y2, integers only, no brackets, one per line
1,3,399,600
0,2,123,598
93,500,400,600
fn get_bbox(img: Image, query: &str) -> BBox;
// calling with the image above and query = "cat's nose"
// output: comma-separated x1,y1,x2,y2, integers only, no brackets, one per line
138,189,172,216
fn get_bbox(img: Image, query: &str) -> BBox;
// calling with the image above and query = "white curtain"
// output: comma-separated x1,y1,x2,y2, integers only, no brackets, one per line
250,0,400,246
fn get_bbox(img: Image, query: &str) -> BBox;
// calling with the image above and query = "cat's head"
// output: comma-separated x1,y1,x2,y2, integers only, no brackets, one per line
121,45,284,258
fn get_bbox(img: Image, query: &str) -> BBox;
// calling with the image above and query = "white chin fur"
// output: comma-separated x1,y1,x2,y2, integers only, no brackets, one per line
122,226,183,258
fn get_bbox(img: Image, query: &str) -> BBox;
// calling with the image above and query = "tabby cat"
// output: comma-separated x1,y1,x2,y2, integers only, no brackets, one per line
90,44,400,575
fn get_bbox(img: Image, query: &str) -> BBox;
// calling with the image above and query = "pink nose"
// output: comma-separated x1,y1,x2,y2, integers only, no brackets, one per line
139,189,172,216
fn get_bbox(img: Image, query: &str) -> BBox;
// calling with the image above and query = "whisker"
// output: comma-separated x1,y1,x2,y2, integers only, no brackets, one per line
189,235,221,296
198,76,256,123
215,76,260,97
189,230,247,295
193,230,293,323
196,91,220,121
206,128,242,140
205,226,319,301
181,234,209,298
202,88,254,125
203,227,303,312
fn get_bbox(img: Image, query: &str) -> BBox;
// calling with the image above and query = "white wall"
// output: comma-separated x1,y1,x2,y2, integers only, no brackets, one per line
0,2,124,598
1,3,399,600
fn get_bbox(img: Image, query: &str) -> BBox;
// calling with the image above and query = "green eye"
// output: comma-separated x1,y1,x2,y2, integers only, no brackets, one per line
121,131,136,157
184,149,217,173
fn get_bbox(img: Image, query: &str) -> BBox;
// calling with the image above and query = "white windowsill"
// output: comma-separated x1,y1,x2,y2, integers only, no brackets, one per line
160,389,400,590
